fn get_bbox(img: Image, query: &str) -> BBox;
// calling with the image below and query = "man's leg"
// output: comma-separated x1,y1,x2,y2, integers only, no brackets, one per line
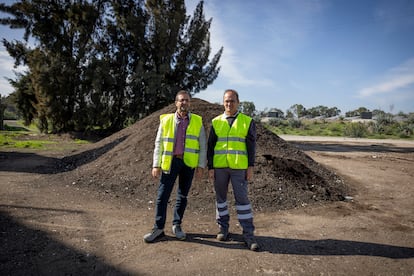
230,169,258,250
143,162,179,243
173,159,195,226
154,160,179,229
214,168,231,236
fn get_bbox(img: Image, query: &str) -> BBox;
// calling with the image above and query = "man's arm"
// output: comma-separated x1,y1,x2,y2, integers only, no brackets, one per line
197,124,207,168
207,126,217,170
152,123,163,168
246,120,256,167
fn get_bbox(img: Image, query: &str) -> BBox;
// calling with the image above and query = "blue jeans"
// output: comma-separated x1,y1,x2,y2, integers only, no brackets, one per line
154,157,195,229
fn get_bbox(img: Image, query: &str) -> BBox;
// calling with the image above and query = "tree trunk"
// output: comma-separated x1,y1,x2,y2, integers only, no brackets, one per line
0,104,5,130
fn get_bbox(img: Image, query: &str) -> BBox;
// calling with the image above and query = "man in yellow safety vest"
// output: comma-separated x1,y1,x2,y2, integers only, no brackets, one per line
144,90,206,243
207,89,259,251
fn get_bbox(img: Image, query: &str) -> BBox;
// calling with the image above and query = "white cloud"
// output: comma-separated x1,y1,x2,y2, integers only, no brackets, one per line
0,47,16,96
0,45,28,96
184,0,328,92
202,1,279,88
358,58,414,97
196,87,223,105
0,47,15,73
0,78,13,95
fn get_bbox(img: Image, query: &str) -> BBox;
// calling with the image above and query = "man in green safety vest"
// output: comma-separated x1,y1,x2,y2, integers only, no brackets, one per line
144,90,206,243
207,89,259,251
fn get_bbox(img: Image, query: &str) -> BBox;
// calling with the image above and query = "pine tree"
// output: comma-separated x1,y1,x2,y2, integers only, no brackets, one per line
0,0,222,133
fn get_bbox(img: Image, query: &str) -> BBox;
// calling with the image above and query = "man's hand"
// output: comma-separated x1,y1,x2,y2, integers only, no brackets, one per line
246,166,253,181
152,167,161,179
208,169,214,182
195,167,203,179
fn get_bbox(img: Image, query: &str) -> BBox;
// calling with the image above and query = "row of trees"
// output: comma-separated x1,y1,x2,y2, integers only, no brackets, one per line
240,102,342,119
239,101,412,120
0,0,222,133
241,102,344,119
285,104,341,118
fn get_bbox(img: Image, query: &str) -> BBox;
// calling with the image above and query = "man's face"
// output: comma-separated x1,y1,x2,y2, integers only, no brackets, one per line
223,92,239,115
175,93,191,114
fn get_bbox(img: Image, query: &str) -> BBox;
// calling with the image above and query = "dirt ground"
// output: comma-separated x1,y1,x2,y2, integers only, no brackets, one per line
1,104,414,275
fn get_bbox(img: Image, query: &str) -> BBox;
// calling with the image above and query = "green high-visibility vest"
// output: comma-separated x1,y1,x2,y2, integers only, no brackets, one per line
160,113,202,171
212,113,252,169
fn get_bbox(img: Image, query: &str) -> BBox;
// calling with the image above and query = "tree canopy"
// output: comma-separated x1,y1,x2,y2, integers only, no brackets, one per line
0,0,222,133
239,101,256,117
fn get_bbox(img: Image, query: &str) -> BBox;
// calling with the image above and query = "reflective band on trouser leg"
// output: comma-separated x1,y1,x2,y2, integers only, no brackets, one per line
236,204,253,220
236,204,255,236
216,201,229,219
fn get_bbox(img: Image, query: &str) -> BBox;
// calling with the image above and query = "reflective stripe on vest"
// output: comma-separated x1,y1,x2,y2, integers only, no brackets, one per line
160,113,202,171
212,113,252,169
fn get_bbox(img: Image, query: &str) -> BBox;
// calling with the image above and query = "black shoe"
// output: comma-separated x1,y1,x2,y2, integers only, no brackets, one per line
245,237,259,251
216,228,229,241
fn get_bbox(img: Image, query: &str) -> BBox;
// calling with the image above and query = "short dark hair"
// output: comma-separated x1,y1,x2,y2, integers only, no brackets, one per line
175,90,191,101
224,89,239,102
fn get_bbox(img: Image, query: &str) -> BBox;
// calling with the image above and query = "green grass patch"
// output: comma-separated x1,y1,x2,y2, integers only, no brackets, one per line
0,130,90,151
74,139,90,145
0,132,57,149
13,140,57,149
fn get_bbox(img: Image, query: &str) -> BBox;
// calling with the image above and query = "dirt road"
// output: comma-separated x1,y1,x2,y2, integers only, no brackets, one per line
1,136,414,275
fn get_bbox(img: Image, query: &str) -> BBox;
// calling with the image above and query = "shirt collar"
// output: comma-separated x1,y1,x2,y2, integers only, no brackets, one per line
175,111,190,120
223,111,239,119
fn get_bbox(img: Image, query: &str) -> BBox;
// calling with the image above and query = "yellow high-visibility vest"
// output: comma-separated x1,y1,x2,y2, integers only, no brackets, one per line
212,113,252,169
160,113,202,171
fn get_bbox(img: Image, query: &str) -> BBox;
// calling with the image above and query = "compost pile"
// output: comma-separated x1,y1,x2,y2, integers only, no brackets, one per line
59,98,349,212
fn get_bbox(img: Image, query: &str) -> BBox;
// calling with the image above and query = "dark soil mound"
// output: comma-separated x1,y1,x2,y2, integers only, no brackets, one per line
59,98,349,212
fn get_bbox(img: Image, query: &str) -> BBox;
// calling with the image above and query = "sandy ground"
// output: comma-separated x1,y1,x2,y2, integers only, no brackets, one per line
1,136,414,275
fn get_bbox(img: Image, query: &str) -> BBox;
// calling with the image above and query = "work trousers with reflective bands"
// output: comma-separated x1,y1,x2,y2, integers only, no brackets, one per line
154,156,195,230
214,168,255,238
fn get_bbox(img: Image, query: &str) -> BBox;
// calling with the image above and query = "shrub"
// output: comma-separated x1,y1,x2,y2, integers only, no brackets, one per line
368,121,384,134
344,122,367,138
288,118,302,128
376,113,394,125
268,118,285,127
398,123,414,138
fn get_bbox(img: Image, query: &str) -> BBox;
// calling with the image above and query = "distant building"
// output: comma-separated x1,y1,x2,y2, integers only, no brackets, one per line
360,111,372,119
261,108,282,123
265,108,282,118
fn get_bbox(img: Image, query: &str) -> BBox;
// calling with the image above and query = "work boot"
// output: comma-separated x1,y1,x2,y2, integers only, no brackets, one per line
143,228,165,243
172,224,186,240
245,236,259,251
216,228,229,241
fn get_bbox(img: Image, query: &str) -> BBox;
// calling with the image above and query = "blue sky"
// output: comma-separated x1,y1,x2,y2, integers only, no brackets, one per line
1,0,414,114
186,0,414,114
